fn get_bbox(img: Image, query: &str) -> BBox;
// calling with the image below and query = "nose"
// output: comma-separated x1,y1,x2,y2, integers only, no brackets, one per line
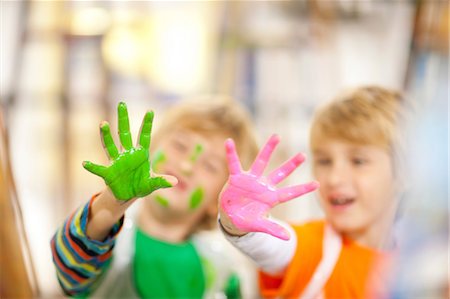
327,162,350,187
180,159,194,176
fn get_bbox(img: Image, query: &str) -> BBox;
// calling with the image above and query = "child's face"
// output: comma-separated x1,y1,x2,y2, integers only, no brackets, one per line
148,128,228,219
312,139,397,236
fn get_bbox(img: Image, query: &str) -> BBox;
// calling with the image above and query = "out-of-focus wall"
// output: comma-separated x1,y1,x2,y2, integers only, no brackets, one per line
1,1,447,297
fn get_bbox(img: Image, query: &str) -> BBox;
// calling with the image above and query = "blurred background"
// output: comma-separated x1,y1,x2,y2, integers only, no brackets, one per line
0,1,448,298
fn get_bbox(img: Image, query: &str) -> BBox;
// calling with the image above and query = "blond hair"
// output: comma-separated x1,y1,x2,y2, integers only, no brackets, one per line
310,86,405,151
154,95,259,169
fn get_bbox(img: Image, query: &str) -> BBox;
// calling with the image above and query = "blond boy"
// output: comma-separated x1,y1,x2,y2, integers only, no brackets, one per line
219,86,406,299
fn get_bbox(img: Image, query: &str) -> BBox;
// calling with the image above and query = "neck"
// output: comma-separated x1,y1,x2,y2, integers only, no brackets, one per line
136,200,196,243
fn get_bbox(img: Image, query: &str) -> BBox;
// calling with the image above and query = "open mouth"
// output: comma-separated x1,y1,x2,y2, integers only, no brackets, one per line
329,197,355,207
176,179,188,191
165,170,188,191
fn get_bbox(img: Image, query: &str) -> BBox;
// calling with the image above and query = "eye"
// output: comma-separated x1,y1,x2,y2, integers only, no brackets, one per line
202,160,220,174
352,157,367,165
171,139,188,152
315,158,331,166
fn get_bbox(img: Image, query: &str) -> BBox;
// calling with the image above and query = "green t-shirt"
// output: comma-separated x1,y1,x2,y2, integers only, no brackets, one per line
134,228,205,298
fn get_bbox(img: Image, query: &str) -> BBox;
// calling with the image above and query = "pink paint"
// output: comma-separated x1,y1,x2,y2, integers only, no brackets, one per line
220,135,319,240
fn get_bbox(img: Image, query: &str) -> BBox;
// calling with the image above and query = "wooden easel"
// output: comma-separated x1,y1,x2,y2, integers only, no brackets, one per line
0,107,39,298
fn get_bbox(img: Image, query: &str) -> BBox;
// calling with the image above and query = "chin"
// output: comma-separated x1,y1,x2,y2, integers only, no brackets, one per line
327,217,359,234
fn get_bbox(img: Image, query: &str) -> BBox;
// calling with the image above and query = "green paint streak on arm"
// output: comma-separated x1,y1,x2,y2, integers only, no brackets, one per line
190,143,204,162
189,187,204,210
155,195,170,207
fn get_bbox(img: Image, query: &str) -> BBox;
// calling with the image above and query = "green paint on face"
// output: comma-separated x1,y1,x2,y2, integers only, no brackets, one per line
155,195,170,207
189,187,204,210
190,144,204,162
152,150,167,172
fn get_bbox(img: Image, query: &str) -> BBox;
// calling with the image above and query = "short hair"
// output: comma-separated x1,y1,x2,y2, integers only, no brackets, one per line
310,86,405,151
153,95,259,169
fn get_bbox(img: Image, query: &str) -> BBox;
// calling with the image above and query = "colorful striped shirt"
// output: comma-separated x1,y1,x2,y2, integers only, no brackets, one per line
50,196,123,297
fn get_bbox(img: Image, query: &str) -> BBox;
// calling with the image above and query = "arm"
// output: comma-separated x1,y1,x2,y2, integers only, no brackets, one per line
82,102,176,241
50,196,123,297
218,135,318,273
220,219,297,275
51,102,176,296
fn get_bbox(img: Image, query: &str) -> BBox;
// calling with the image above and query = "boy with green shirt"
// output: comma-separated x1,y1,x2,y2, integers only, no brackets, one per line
51,97,259,298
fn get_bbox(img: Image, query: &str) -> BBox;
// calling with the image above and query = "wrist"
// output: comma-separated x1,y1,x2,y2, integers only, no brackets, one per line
218,211,247,237
99,188,137,213
86,188,136,241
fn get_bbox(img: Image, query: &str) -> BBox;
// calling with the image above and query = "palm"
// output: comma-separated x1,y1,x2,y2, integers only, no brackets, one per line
220,135,319,240
223,174,278,217
83,102,171,201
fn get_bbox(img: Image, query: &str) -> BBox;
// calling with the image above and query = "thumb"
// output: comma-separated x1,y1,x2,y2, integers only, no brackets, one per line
159,174,178,187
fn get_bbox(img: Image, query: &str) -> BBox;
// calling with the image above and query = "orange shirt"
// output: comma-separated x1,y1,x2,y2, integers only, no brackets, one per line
259,220,391,299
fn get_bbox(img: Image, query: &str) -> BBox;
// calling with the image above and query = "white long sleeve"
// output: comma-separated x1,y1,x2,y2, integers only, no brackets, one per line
219,219,297,275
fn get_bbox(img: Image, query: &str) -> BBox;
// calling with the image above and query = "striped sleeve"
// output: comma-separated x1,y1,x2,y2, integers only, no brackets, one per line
50,195,124,297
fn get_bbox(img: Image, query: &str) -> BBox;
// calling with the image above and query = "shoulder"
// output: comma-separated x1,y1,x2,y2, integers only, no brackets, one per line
288,219,326,275
291,219,326,240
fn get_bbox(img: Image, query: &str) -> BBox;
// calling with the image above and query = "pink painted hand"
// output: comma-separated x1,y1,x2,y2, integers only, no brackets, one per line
219,135,319,240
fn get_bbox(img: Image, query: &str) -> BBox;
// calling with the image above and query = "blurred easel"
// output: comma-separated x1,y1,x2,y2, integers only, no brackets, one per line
0,107,40,298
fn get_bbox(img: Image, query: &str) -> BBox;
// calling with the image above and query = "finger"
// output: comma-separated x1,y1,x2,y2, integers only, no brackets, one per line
118,102,133,150
148,176,174,191
225,138,242,175
156,174,178,187
267,153,305,185
249,134,280,176
100,122,119,159
278,181,320,203
252,219,291,240
138,110,154,150
83,161,108,178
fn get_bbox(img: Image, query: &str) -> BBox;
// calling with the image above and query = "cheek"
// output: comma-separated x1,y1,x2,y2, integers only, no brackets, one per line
151,150,168,172
189,187,205,210
360,175,395,207
200,173,227,199
316,188,328,206
313,170,328,186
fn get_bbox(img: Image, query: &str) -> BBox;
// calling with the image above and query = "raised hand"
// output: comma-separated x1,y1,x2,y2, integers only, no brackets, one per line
219,135,319,240
83,102,174,201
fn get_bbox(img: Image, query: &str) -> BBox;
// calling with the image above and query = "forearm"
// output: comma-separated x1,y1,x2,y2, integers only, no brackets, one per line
86,188,136,241
219,218,297,275
51,197,123,296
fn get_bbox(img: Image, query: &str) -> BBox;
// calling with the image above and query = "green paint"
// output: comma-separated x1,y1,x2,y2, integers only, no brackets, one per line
152,150,167,172
118,102,133,150
155,195,170,207
200,256,216,290
100,122,119,159
189,143,204,162
83,102,172,201
189,187,204,210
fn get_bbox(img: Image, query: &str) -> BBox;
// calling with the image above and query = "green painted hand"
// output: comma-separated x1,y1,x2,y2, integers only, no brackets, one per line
83,102,174,201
